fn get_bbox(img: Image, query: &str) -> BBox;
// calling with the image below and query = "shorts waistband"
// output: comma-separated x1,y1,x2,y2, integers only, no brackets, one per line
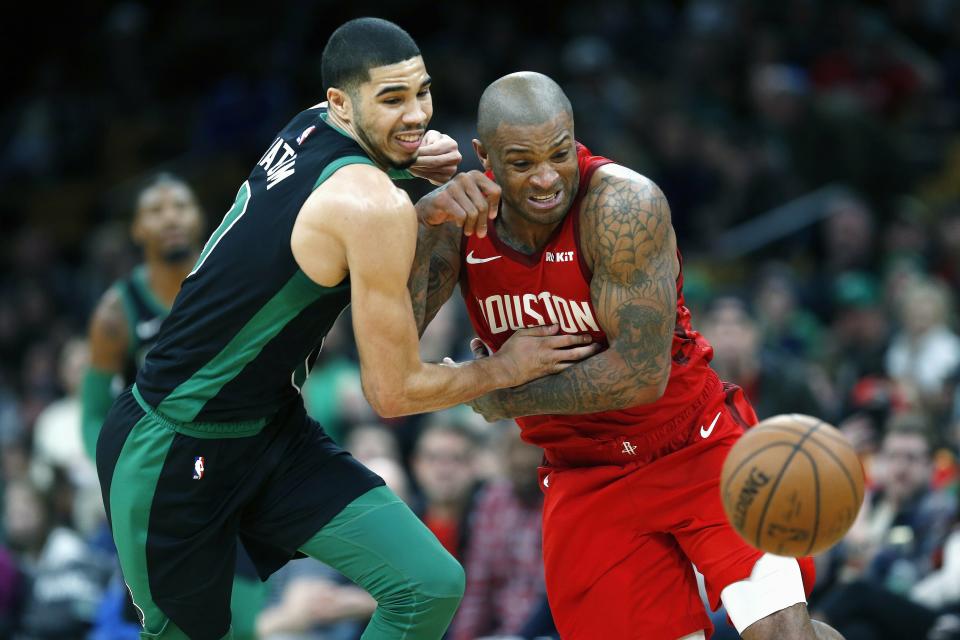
131,384,268,439
542,370,722,468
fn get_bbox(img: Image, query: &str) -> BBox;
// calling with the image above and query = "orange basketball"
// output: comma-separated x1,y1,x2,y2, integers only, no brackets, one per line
720,414,865,556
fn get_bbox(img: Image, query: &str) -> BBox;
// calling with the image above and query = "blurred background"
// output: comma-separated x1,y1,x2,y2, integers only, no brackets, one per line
2,0,960,638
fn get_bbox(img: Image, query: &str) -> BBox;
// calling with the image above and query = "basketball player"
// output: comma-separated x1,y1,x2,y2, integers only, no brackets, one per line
95,20,593,640
409,72,844,640
83,175,277,638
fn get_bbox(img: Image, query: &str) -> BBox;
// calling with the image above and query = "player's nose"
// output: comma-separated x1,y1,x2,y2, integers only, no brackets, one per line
530,165,560,191
402,100,427,126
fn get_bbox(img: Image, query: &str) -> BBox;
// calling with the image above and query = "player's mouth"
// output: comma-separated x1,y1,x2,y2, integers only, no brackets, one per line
527,190,563,210
394,130,424,152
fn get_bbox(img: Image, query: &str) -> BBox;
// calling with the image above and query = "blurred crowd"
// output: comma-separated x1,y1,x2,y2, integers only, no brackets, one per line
3,0,960,638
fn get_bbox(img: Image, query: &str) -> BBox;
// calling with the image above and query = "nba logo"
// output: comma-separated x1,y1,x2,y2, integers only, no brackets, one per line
193,456,205,480
297,125,316,145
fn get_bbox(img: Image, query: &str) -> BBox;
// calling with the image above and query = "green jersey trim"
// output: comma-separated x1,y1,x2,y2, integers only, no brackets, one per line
312,155,377,190
115,281,141,357
156,269,344,423
132,265,171,317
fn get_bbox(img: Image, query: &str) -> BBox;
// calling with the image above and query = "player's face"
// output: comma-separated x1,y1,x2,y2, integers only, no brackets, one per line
352,56,433,170
479,112,579,227
133,183,203,263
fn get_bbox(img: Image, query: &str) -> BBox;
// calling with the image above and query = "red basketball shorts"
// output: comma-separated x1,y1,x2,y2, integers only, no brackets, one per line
538,384,816,639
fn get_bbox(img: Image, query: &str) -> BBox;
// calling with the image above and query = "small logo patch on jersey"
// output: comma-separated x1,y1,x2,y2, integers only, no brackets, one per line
545,251,575,263
297,125,316,145
193,456,205,480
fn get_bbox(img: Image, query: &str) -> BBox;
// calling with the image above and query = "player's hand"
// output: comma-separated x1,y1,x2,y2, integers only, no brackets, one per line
414,170,501,238
408,130,461,185
493,324,599,387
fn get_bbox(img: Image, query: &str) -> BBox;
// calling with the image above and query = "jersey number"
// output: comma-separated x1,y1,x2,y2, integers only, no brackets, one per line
188,181,251,278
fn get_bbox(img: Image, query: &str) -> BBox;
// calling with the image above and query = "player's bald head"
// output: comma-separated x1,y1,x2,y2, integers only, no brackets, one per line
477,72,573,146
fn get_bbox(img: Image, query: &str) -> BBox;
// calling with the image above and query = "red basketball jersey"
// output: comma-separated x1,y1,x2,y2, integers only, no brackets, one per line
461,143,721,459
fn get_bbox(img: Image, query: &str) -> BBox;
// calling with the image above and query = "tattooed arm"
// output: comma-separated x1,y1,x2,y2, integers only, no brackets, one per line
408,220,462,336
408,171,501,336
470,165,678,419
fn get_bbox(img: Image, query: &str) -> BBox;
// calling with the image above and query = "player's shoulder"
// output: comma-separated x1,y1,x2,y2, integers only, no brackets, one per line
588,163,665,202
581,163,670,229
304,163,413,233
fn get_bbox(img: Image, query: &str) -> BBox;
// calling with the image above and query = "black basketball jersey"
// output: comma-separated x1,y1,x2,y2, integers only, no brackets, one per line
137,105,387,424
115,264,169,382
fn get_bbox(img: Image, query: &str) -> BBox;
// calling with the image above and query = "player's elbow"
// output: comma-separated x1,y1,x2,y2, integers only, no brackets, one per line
360,374,403,418
627,372,669,406
364,385,407,419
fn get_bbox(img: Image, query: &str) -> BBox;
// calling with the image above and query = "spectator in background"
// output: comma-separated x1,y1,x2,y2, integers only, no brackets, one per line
343,422,401,465
29,338,101,537
824,272,892,409
701,296,826,419
410,414,483,562
886,278,960,405
451,429,549,640
0,543,22,638
840,415,956,589
752,263,824,361
4,478,111,638
814,418,960,640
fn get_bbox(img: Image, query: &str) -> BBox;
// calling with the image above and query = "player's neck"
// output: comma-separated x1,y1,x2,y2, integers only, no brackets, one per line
326,111,387,171
147,253,198,307
496,206,562,255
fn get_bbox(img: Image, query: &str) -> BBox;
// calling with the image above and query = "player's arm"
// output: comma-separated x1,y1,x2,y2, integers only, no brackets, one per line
408,171,499,335
468,166,677,419
292,165,594,418
81,288,128,459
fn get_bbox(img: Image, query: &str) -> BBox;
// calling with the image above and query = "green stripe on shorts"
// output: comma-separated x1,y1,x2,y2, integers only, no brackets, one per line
109,412,175,635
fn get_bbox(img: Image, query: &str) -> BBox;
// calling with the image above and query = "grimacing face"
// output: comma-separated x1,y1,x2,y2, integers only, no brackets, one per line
349,56,432,170
133,182,203,263
476,112,579,227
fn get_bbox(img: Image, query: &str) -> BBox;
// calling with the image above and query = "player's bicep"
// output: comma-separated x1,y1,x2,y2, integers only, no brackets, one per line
341,202,423,410
588,170,678,391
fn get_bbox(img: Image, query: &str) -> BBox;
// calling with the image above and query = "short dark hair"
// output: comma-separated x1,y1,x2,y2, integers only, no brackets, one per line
322,18,420,93
135,172,193,212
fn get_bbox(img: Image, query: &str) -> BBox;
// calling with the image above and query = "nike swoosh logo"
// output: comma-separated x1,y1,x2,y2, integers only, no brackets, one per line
466,251,502,264
700,411,722,438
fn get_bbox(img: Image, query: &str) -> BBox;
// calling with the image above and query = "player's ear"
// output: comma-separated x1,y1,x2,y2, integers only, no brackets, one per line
472,139,492,172
327,87,352,123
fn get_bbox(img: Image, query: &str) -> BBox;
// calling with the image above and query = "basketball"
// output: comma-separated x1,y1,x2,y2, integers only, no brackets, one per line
720,414,865,557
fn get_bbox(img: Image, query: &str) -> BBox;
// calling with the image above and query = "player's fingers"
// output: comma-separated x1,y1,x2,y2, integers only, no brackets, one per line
461,179,491,238
415,149,462,169
439,198,467,227
545,333,594,349
476,177,502,220
421,129,442,146
516,323,559,337
554,343,602,363
449,188,481,236
470,337,490,358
